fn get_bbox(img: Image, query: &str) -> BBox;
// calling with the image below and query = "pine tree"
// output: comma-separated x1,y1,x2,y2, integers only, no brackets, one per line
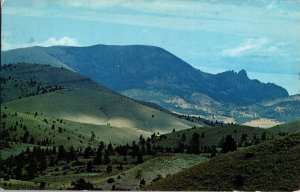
175,142,185,153
210,145,217,157
146,143,152,155
106,165,112,173
261,132,266,141
38,156,47,171
90,131,95,141
29,136,35,144
83,146,92,159
52,146,57,154
136,148,143,164
201,132,205,138
86,161,93,172
107,142,114,155
221,135,237,153
94,147,103,165
181,133,186,142
25,158,37,179
57,145,66,160
103,150,110,164
68,146,77,161
190,132,200,154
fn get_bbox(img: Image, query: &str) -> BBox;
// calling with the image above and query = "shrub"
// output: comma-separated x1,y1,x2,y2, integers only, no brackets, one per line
234,174,244,188
140,179,146,187
71,178,94,190
117,164,123,170
107,178,115,183
136,170,142,179
106,165,112,173
152,174,163,182
244,152,254,159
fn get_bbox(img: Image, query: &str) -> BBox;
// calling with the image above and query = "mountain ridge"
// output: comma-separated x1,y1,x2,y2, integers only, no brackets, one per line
1,44,289,106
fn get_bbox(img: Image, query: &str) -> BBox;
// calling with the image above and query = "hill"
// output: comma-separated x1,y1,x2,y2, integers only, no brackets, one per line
93,154,208,190
0,63,111,103
268,120,300,134
148,120,300,152
145,120,300,156
2,88,195,133
0,106,145,154
144,132,300,191
0,63,198,160
1,45,288,106
150,124,273,150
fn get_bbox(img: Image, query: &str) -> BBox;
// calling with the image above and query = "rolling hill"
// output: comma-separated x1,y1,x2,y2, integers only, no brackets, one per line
93,154,208,190
0,64,198,152
148,120,300,152
2,88,195,133
144,132,300,191
0,106,145,152
0,63,111,103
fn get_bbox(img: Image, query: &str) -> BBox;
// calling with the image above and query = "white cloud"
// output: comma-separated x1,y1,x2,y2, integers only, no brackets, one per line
2,36,79,51
220,37,278,57
39,36,79,47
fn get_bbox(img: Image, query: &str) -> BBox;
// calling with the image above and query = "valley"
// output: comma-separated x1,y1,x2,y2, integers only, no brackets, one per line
2,1,300,191
1,52,299,191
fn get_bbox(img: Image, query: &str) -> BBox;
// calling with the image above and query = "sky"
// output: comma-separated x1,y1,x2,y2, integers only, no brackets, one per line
2,0,300,95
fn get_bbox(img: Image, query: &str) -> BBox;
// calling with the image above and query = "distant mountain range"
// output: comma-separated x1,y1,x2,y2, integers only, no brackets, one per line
2,45,299,124
1,45,288,105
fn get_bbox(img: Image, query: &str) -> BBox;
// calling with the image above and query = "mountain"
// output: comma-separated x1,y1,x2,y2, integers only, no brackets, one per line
144,132,300,191
1,45,288,106
2,45,296,125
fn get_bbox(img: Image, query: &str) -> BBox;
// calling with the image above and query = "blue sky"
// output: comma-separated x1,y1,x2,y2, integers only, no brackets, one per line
2,0,300,95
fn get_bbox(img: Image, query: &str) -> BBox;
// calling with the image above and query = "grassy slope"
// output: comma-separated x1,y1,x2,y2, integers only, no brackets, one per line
1,63,187,118
144,132,300,191
1,47,72,70
2,88,195,134
93,154,208,190
153,124,271,149
1,63,111,103
1,63,110,92
1,107,146,157
151,120,300,149
0,179,39,190
268,119,300,134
